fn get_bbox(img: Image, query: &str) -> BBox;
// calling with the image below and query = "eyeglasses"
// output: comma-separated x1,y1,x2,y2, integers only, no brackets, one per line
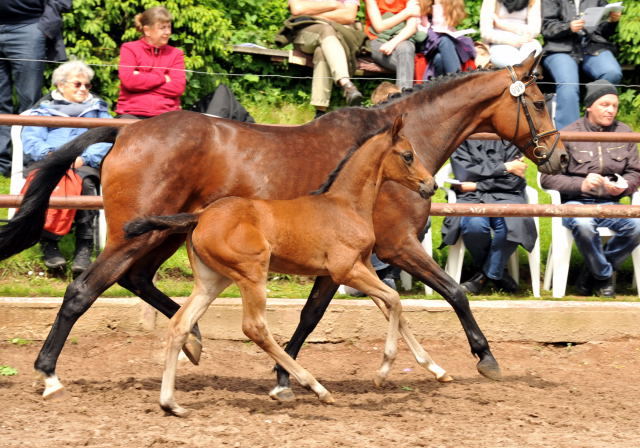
65,81,91,90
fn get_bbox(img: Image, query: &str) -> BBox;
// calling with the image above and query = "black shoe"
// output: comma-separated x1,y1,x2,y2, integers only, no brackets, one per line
592,275,615,298
71,239,94,274
41,239,66,269
492,272,520,293
575,268,593,296
340,80,363,106
313,109,326,120
461,272,488,294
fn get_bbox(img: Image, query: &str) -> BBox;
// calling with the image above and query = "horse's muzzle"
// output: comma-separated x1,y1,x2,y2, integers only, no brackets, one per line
418,180,437,199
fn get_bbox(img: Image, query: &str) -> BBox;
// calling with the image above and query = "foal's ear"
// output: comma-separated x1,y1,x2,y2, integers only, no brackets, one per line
391,114,406,144
520,51,541,78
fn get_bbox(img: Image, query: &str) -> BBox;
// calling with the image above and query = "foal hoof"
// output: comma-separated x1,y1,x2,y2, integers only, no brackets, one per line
269,386,296,402
437,373,454,383
477,356,502,381
182,334,202,366
372,375,386,388
318,392,335,404
160,403,191,418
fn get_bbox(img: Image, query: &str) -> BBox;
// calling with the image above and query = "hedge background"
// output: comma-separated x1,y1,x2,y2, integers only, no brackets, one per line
56,0,639,126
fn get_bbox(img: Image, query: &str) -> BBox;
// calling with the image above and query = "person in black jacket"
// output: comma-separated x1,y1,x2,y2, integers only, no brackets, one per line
441,139,537,294
541,0,622,130
0,0,71,177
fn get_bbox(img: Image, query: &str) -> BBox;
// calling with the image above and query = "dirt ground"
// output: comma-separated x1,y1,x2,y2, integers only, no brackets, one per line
1,331,639,448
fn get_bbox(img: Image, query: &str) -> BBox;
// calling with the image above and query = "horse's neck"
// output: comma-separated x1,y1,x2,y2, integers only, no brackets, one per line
383,72,507,172
324,137,389,218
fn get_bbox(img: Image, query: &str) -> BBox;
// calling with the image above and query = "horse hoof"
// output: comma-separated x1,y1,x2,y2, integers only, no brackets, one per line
269,386,296,402
160,403,191,418
319,392,335,404
182,334,202,366
437,373,454,383
477,356,502,381
372,375,385,388
42,375,65,400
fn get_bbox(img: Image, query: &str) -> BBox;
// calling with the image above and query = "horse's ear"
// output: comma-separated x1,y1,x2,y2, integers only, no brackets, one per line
520,51,540,78
391,114,405,144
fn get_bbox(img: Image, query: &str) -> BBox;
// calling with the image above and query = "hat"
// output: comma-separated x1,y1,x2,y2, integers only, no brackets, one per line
584,79,618,108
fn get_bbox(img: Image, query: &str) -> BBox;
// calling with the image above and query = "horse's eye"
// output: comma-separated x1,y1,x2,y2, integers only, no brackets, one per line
403,152,414,164
534,101,545,111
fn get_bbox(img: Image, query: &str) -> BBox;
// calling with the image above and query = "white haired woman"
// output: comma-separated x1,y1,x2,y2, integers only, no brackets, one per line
21,59,112,273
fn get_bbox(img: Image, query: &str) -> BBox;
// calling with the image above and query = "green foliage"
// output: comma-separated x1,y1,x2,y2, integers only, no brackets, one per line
0,365,18,376
9,337,32,346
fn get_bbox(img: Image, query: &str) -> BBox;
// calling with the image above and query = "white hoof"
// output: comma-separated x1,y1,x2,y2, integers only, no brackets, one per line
160,401,191,417
269,386,296,402
42,375,65,400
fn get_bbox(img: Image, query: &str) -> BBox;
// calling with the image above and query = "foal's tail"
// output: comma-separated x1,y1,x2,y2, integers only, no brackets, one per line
124,213,199,239
0,126,120,260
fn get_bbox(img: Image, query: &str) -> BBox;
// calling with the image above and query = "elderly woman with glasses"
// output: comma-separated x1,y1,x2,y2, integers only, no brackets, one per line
21,59,112,274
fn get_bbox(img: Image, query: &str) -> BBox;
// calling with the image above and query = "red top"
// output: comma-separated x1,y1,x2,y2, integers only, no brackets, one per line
366,0,408,40
116,39,186,117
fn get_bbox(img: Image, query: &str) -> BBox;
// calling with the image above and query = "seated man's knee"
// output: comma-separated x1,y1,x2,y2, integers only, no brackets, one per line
565,217,597,236
461,217,490,237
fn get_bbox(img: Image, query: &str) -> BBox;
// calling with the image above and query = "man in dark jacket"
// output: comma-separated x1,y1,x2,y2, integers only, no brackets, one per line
541,0,622,130
441,139,537,295
540,80,640,297
0,0,71,176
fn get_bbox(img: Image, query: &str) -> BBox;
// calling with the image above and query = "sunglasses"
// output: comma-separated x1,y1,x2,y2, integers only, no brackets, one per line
66,81,92,90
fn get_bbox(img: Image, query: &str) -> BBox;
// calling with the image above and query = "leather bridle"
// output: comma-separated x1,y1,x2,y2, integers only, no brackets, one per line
506,65,560,166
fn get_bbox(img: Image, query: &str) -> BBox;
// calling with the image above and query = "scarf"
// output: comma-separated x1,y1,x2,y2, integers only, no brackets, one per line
48,90,95,117
501,0,529,13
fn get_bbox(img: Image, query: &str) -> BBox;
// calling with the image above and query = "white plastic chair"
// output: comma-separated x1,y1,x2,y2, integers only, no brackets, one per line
9,113,107,249
538,172,640,298
438,164,541,297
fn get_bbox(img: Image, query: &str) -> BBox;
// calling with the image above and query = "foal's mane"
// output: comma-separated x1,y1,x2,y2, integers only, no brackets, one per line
311,123,393,195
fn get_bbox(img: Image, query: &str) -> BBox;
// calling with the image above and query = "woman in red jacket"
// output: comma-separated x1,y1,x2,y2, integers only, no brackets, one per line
116,6,186,118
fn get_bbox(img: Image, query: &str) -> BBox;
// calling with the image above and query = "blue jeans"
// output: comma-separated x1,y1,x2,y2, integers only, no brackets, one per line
432,35,460,76
460,216,518,280
542,51,622,130
370,39,415,90
0,21,47,175
562,201,640,280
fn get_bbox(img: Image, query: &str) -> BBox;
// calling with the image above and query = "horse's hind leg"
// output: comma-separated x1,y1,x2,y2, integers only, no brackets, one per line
160,256,231,417
118,234,203,364
368,295,452,382
271,276,339,401
236,279,334,404
34,243,145,399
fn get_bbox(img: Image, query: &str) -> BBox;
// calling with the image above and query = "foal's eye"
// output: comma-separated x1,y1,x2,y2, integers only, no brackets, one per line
533,101,546,111
402,152,414,164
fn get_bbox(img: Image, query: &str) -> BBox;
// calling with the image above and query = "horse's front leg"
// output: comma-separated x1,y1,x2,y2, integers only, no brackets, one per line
376,236,502,380
270,276,339,401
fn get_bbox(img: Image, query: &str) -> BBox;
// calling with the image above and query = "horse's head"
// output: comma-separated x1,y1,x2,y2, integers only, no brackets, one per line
492,53,568,174
383,115,437,199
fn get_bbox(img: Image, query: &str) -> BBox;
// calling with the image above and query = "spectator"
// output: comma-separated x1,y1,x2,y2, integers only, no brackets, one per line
0,0,71,176
191,84,256,123
540,80,640,298
116,6,186,119
277,1,365,119
418,0,475,78
541,0,623,130
479,0,542,68
365,0,422,90
441,139,537,294
21,60,113,273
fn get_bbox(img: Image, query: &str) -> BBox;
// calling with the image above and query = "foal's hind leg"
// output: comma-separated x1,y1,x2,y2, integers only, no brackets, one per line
160,258,232,417
368,296,452,383
236,279,334,404
118,234,203,364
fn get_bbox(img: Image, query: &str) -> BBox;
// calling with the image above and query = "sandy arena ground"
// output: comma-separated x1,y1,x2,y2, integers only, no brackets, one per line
2,330,640,448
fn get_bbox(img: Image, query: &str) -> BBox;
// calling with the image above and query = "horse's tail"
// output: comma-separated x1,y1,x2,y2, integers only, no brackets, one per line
0,126,120,260
124,213,199,239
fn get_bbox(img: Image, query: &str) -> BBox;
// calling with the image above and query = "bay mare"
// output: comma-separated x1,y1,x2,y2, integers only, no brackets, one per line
124,116,446,415
0,54,566,399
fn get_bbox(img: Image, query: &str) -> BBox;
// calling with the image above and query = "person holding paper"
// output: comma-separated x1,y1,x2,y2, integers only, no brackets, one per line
479,0,543,68
540,80,640,298
440,139,537,295
541,0,623,130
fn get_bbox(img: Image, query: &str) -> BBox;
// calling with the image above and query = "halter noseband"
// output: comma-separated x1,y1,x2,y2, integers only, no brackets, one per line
506,65,560,166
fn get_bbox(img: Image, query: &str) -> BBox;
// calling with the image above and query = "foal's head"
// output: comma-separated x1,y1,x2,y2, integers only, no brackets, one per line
382,115,437,199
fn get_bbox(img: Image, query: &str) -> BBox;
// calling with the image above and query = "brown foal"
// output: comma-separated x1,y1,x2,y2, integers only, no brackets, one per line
124,116,445,416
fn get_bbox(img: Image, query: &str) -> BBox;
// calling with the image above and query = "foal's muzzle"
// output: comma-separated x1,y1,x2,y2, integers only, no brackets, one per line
418,180,437,199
